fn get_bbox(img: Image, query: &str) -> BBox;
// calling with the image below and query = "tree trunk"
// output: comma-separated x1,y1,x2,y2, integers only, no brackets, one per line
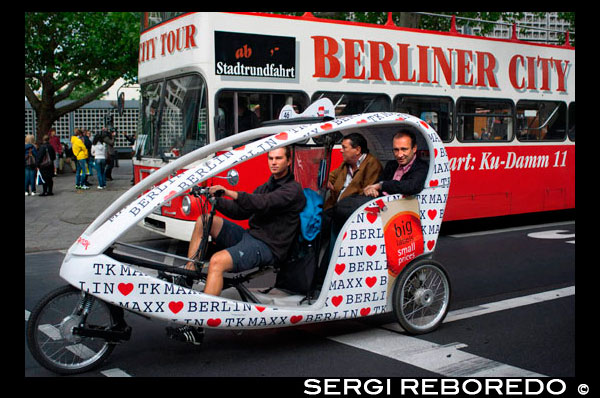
27,76,120,140
397,12,420,29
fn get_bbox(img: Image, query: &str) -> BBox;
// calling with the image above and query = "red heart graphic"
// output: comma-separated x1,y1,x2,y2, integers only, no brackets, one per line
320,123,333,130
430,179,439,187
360,307,371,316
396,117,405,121
366,212,377,224
343,232,347,240
335,263,345,275
234,145,245,151
207,318,221,327
290,315,303,324
169,301,184,314
365,276,377,288
256,306,266,312
356,119,367,124
434,148,438,158
331,296,343,307
118,283,133,296
366,245,377,256
428,209,437,220
275,132,288,140
427,240,436,250
420,120,430,129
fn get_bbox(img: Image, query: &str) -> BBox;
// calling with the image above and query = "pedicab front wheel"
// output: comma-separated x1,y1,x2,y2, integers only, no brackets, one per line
392,258,451,335
26,285,118,375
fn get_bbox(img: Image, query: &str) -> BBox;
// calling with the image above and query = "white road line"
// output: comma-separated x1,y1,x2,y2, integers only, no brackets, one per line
444,285,574,324
330,286,574,377
101,368,132,377
448,221,574,238
329,329,545,377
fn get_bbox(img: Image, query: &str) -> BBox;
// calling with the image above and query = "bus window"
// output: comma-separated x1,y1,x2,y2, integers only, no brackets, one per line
516,100,567,141
393,95,453,142
457,98,513,142
215,91,309,140
568,102,575,141
312,92,390,116
139,74,208,158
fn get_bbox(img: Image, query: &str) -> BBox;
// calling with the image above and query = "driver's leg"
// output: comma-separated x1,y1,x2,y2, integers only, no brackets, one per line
186,216,224,270
203,250,234,296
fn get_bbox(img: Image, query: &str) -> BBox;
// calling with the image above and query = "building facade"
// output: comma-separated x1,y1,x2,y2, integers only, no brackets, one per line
458,12,572,44
25,99,139,151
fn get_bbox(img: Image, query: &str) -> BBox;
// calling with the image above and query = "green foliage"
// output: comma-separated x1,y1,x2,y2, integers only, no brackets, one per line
25,12,141,134
25,12,139,92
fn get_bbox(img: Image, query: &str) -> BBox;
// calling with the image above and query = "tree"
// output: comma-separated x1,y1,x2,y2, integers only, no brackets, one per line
25,12,140,138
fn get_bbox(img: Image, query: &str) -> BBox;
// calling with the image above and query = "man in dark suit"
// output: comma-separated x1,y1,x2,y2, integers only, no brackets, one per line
363,130,428,197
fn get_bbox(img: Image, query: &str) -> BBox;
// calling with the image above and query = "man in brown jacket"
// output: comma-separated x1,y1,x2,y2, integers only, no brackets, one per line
314,133,382,292
325,132,382,211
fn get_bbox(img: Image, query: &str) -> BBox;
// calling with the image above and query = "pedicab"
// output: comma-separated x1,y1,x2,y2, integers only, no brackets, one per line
26,99,451,375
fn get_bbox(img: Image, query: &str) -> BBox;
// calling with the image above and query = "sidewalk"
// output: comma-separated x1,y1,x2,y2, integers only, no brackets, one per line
25,160,164,253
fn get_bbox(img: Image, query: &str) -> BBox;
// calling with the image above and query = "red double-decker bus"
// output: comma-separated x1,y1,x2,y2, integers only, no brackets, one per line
135,12,574,241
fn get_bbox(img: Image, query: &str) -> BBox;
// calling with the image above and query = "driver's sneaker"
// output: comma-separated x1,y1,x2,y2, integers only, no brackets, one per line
166,325,205,345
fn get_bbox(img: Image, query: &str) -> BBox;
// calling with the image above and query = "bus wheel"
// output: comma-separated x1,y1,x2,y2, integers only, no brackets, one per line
392,258,451,335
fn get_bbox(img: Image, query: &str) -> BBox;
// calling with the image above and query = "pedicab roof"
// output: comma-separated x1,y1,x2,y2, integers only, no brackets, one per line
70,111,449,256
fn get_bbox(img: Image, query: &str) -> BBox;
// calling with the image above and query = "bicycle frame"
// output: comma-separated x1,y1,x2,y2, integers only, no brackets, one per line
59,111,450,330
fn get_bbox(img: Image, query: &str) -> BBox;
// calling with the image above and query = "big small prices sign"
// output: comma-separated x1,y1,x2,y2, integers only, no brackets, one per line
380,199,424,292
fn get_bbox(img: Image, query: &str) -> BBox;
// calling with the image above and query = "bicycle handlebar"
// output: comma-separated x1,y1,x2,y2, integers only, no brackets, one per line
190,186,225,198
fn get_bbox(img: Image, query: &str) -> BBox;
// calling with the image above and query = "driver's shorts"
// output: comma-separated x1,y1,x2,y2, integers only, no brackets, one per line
214,219,275,273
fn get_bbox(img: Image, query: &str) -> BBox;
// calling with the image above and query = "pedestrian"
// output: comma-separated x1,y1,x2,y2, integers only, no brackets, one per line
82,129,93,186
36,134,56,196
63,141,76,173
71,128,89,190
91,134,107,190
123,132,136,185
25,134,38,196
102,128,116,181
48,128,62,176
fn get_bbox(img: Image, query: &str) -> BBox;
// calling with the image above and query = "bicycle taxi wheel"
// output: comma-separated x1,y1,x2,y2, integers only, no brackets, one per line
391,258,451,335
26,285,118,375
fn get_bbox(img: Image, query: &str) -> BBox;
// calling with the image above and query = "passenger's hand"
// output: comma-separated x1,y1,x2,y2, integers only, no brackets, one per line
327,181,334,191
363,183,381,198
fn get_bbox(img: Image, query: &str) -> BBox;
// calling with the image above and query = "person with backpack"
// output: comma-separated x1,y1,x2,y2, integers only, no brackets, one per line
36,134,56,196
25,134,38,196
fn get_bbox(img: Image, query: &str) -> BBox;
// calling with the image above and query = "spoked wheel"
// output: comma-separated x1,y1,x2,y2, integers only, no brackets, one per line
26,285,119,375
392,258,451,335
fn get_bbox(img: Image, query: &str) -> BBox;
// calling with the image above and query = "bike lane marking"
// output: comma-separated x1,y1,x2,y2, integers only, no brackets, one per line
101,368,132,377
329,286,574,377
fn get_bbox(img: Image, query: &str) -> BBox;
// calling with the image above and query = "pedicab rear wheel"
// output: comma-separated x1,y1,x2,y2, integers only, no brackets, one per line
26,285,118,375
392,258,450,335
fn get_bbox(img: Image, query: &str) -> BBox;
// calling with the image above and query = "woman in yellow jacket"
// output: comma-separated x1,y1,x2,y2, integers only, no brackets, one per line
71,129,89,190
